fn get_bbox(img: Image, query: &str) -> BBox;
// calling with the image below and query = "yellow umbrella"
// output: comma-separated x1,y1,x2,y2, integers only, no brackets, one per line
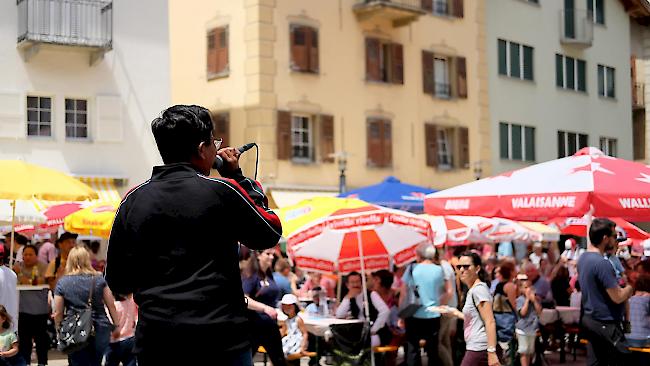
64,201,119,239
275,196,369,238
0,160,98,266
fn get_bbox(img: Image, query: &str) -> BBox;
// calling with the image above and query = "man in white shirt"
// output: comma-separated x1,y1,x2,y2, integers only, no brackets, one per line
336,271,390,347
529,242,548,268
0,245,18,332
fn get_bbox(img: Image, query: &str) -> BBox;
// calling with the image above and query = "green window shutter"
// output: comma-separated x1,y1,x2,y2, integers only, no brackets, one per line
499,122,509,159
558,131,566,158
525,127,535,161
565,0,575,39
595,0,604,24
523,46,533,80
579,134,588,149
510,43,520,78
498,40,507,76
512,124,522,160
598,65,605,96
566,57,575,90
568,133,577,155
587,0,593,20
556,54,564,87
577,60,586,92
607,67,615,98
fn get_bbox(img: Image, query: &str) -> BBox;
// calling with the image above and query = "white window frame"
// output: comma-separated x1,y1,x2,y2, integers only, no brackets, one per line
502,40,533,81
436,128,453,169
559,130,588,157
599,137,617,157
434,56,450,98
557,54,586,92
26,95,53,138
64,98,89,140
598,65,615,98
291,114,313,163
501,122,534,161
433,0,449,15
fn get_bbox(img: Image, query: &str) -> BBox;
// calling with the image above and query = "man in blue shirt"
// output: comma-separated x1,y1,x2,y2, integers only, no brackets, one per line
578,218,634,366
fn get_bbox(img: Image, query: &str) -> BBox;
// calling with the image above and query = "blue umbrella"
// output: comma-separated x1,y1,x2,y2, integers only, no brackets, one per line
338,176,437,213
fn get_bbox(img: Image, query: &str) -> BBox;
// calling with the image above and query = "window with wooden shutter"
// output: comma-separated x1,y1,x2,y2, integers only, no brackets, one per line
366,38,381,82
277,111,292,160
309,28,319,73
422,51,434,95
212,112,230,148
207,29,217,75
290,26,308,71
457,126,469,169
320,114,334,163
421,0,433,12
456,57,467,98
391,44,404,84
452,0,463,18
367,119,391,168
207,26,229,77
425,124,438,167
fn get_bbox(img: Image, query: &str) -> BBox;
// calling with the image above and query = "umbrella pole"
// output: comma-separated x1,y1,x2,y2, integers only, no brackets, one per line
586,205,594,247
355,229,375,365
9,200,16,268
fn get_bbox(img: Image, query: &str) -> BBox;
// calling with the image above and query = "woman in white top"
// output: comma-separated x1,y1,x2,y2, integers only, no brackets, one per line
448,251,501,366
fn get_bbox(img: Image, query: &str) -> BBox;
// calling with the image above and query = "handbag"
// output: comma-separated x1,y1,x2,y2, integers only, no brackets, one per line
57,276,96,354
397,263,421,319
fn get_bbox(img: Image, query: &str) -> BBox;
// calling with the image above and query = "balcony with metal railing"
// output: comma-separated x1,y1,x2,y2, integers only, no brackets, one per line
353,0,426,28
633,82,645,110
17,0,112,64
559,9,593,47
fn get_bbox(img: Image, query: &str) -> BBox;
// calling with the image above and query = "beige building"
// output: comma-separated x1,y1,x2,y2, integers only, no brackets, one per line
169,0,488,206
628,0,650,162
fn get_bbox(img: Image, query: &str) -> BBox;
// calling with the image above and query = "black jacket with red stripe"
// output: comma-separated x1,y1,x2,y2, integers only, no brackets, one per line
105,163,282,352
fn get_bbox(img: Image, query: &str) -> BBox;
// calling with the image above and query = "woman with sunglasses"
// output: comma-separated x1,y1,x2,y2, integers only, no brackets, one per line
445,251,501,366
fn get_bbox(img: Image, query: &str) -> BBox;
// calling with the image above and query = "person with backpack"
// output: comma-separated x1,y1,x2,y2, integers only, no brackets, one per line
514,275,541,366
492,261,517,363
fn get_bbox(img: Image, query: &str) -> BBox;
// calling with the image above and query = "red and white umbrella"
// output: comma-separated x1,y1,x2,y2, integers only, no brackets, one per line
425,147,650,221
14,202,84,236
545,216,650,240
287,205,432,274
424,215,497,246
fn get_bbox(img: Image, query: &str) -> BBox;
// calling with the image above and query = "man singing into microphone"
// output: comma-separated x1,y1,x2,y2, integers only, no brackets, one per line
105,105,282,366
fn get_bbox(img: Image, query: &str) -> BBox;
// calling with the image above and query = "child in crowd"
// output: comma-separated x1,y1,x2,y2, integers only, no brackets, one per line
515,275,542,366
0,305,25,366
279,294,308,365
627,274,650,347
304,287,322,315
105,294,138,366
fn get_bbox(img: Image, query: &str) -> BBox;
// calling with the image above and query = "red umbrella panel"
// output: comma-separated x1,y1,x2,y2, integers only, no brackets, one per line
287,205,433,274
15,203,84,236
545,216,650,240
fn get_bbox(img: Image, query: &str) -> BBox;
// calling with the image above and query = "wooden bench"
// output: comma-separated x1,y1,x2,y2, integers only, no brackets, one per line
258,346,318,365
579,339,650,354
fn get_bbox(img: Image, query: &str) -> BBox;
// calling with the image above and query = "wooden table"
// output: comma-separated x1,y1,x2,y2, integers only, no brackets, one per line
299,314,363,337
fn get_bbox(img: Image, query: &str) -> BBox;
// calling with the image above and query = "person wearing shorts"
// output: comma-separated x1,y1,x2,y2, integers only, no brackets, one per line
515,275,541,366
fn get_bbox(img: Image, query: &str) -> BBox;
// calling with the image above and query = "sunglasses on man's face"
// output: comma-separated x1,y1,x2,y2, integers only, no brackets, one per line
456,264,472,271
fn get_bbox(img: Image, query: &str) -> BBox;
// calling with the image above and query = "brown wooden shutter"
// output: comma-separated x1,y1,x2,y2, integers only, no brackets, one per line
382,120,392,167
207,30,217,75
453,0,464,18
309,28,319,73
425,124,438,167
391,43,404,85
367,119,382,167
458,126,470,169
212,112,230,148
277,111,292,160
216,27,229,74
290,26,308,71
421,0,433,12
320,114,334,163
422,51,434,95
456,57,467,98
366,38,381,81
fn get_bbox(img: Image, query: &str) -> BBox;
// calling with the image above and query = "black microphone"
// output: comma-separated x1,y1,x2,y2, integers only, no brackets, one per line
212,142,256,170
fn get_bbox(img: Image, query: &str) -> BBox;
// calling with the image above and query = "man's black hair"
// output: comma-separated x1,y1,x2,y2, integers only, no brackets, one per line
151,105,214,164
589,218,616,245
346,271,362,283
14,233,28,246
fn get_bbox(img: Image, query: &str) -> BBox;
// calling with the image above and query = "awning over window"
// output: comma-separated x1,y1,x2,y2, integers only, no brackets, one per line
267,188,338,209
